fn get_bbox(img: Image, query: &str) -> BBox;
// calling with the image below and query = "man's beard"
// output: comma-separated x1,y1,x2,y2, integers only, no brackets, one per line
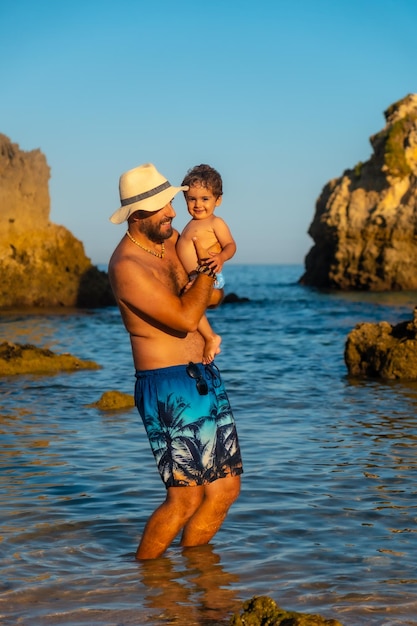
139,218,173,243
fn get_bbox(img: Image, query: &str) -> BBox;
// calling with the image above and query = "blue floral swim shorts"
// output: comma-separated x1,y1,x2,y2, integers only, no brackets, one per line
134,362,243,488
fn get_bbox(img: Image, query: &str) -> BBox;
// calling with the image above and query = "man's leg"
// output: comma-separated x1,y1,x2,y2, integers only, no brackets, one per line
136,485,204,560
180,475,241,547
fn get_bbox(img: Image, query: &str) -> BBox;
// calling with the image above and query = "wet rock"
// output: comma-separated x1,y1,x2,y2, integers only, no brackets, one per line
301,94,417,291
0,341,100,376
229,595,343,625
345,306,417,379
88,390,135,410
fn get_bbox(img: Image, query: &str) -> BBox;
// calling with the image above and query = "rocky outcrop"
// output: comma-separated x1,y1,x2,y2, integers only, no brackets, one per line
0,341,100,376
345,307,417,379
223,292,250,303
87,390,135,410
0,134,114,307
300,94,417,290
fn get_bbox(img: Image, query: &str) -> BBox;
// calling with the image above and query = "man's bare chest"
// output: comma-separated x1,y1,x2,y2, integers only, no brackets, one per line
157,259,188,294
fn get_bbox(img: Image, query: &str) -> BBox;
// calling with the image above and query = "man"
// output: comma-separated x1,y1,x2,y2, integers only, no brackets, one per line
108,163,243,560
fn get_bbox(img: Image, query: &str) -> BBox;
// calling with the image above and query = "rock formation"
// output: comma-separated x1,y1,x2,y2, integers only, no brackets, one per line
229,595,343,625
0,341,100,376
0,134,114,307
300,94,417,290
87,390,135,410
345,307,417,379
222,292,250,304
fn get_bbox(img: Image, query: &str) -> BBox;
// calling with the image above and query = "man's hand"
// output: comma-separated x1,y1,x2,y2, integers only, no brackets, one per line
204,251,224,274
191,236,223,308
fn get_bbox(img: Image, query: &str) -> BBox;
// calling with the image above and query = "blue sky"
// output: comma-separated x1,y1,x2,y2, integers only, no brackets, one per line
1,0,416,265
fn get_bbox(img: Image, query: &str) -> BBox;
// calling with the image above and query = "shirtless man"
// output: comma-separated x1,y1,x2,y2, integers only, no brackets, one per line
108,163,243,560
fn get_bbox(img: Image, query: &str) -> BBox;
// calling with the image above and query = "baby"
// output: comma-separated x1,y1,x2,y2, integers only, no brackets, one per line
177,164,236,363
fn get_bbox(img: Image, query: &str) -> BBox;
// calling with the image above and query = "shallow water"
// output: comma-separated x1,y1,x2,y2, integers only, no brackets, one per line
1,265,417,625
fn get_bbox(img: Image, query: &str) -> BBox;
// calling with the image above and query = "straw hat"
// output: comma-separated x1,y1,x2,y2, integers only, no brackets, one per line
109,163,189,224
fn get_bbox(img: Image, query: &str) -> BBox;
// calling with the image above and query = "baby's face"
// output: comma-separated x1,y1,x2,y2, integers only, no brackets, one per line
184,184,222,220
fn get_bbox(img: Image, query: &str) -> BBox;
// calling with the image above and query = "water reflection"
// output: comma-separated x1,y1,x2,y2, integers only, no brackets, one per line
139,545,241,625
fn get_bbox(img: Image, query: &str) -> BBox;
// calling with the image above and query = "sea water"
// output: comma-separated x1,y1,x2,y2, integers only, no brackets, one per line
1,264,417,625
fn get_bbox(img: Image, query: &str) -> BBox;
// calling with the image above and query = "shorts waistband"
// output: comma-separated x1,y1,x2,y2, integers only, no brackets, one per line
135,362,204,378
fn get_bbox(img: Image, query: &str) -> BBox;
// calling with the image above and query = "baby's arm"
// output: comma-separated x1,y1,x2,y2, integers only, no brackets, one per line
207,217,237,273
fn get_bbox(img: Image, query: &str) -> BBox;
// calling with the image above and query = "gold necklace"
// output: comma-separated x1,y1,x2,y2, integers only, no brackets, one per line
126,230,165,258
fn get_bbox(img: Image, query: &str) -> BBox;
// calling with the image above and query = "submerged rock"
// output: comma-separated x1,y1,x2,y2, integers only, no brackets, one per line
0,341,100,376
301,94,417,291
0,134,114,308
229,595,343,625
345,307,417,379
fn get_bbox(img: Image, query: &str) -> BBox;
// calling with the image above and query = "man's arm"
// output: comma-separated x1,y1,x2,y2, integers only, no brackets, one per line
109,239,215,334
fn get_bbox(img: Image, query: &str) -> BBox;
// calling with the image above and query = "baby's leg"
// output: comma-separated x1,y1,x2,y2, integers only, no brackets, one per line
198,315,222,364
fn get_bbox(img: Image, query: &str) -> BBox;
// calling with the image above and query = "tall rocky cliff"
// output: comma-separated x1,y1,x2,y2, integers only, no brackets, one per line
300,94,417,291
0,134,114,307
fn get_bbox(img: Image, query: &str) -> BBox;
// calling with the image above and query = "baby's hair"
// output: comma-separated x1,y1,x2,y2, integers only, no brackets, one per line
182,164,223,198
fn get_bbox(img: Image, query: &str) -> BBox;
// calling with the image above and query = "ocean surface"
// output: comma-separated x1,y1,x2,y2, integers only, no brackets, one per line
1,264,417,626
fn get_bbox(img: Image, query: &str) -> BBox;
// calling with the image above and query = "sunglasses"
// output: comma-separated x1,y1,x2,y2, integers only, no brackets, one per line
186,362,208,395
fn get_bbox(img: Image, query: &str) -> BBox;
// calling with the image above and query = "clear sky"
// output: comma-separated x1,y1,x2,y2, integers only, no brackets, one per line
1,0,416,266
